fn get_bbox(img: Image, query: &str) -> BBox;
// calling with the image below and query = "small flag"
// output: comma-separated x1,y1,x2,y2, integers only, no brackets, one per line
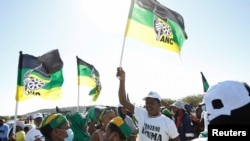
125,0,187,54
16,49,64,102
76,56,101,101
200,72,209,92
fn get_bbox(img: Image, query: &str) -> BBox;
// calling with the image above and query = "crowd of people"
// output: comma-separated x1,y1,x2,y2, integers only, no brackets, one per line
1,67,250,141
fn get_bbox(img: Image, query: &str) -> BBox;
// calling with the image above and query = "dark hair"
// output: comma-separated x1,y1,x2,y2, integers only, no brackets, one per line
24,126,30,132
39,124,52,139
108,122,126,140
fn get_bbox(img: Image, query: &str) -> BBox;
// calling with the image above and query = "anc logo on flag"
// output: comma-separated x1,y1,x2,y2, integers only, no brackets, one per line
154,17,174,45
23,64,51,96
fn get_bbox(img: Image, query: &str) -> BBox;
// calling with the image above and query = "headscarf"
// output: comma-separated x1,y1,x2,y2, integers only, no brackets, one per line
109,117,131,139
39,113,67,139
66,112,90,141
87,106,107,124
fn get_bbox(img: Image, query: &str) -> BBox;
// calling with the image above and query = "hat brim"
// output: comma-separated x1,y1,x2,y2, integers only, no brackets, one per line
171,104,186,111
143,96,160,101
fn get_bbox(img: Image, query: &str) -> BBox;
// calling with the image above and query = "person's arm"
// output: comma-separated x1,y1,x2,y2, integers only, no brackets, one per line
117,67,134,114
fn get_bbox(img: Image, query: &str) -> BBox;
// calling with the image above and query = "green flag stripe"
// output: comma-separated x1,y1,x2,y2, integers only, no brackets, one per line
77,57,99,77
130,3,154,28
78,65,93,77
17,68,63,89
45,70,64,89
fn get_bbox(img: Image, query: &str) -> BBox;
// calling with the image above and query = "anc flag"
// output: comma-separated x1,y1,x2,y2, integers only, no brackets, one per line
125,0,187,54
76,56,101,101
200,72,209,92
16,49,64,102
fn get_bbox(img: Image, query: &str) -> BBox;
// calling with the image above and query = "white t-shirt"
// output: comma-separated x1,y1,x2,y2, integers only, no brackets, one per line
25,127,44,141
134,106,179,141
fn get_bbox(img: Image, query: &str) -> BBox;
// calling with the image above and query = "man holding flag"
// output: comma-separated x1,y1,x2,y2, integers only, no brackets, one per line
117,67,180,141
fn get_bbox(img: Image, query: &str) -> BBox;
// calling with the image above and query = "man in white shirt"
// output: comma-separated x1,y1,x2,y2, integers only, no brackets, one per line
117,67,180,141
25,113,44,141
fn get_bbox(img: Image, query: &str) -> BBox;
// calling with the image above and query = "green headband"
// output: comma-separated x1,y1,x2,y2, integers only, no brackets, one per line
40,113,67,129
110,117,131,138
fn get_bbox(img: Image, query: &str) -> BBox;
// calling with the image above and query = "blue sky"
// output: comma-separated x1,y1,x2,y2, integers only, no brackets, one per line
0,0,250,116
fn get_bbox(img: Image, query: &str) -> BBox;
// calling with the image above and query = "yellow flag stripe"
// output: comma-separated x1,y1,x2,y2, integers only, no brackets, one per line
16,86,62,102
78,76,96,87
126,19,180,53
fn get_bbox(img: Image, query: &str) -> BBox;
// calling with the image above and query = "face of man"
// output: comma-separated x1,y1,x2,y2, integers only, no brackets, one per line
34,117,43,127
145,98,161,117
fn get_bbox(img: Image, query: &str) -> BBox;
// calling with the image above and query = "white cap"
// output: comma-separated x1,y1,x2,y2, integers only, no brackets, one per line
16,121,24,129
143,91,161,102
33,113,43,119
171,100,186,111
204,80,250,121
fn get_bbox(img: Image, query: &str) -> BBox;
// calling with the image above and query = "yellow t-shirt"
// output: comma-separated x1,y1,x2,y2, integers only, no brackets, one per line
16,131,26,141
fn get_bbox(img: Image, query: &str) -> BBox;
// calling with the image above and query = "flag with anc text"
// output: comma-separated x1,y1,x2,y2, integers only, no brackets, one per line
16,49,64,102
200,72,209,92
125,0,187,54
76,56,101,101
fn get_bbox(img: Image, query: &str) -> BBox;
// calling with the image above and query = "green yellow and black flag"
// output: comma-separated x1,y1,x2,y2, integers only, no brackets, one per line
16,49,64,102
125,0,187,54
76,56,101,101
200,72,209,92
